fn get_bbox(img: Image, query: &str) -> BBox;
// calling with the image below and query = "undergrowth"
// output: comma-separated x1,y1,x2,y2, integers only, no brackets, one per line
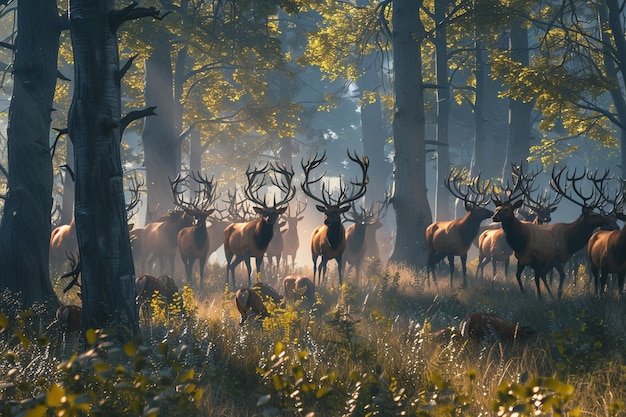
1,261,626,416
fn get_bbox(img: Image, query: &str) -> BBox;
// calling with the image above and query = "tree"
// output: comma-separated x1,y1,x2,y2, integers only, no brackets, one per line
68,0,161,335
380,0,432,269
0,1,64,307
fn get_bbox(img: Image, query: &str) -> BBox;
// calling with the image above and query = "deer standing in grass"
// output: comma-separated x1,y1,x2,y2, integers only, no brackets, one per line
426,170,493,287
281,199,307,270
170,172,218,289
587,178,626,295
301,150,369,287
224,163,296,288
492,168,558,298
543,167,613,298
343,196,389,284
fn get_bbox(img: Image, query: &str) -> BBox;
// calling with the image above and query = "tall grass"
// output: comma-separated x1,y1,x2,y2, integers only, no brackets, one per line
1,259,626,416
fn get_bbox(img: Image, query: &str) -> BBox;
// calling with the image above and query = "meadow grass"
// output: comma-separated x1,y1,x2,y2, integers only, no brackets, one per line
2,258,626,416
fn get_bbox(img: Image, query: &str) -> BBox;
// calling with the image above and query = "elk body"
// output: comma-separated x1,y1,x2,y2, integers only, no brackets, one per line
477,228,512,279
281,199,307,270
131,210,193,275
265,220,286,277
49,219,78,276
343,197,388,284
235,282,281,325
170,172,218,288
224,163,296,287
301,150,369,286
56,304,82,332
587,218,626,295
426,171,493,287
460,312,536,344
282,275,315,302
492,178,557,298
135,274,181,326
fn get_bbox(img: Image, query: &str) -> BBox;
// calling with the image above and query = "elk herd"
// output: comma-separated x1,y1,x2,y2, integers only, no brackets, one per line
49,153,626,332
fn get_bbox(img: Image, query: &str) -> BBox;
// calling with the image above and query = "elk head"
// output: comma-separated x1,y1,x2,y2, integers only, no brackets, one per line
170,171,218,224
301,150,369,227
244,162,297,224
444,168,493,220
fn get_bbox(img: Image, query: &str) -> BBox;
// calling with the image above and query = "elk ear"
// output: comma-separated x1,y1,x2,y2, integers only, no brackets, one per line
339,205,351,213
550,206,557,212
253,206,264,215
297,216,304,221
276,206,288,215
316,205,326,213
207,208,216,215
512,200,524,210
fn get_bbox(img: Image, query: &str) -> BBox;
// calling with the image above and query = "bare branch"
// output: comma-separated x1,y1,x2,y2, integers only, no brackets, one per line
120,106,157,138
108,2,169,32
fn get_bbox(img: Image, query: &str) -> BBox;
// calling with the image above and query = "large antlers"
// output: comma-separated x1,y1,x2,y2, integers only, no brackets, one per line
549,166,607,211
301,149,369,209
444,168,492,209
244,162,296,209
170,171,218,217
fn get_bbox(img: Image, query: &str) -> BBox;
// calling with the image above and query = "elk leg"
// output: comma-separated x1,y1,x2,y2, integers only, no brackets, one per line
183,256,193,285
460,254,467,287
554,263,566,299
618,273,625,294
590,264,600,295
255,257,264,285
515,262,525,293
199,255,207,290
447,255,455,287
244,258,253,287
312,254,319,285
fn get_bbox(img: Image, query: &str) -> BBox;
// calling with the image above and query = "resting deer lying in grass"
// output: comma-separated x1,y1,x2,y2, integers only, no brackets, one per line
426,169,493,287
282,275,315,302
492,169,557,298
135,274,181,326
224,163,296,287
235,282,282,325
301,150,369,286
460,312,537,344
170,172,218,289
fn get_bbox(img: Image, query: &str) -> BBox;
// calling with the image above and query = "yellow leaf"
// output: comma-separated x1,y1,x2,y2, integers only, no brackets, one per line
194,387,204,402
179,368,194,383
0,312,8,329
46,383,66,407
124,342,137,357
24,404,46,417
85,328,97,345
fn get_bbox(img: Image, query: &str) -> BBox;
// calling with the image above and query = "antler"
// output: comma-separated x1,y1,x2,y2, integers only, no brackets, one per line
444,168,492,208
170,171,218,217
287,198,307,218
269,162,297,208
125,171,144,221
344,193,390,225
492,163,529,205
225,187,255,222
61,252,81,294
550,166,605,210
300,149,369,209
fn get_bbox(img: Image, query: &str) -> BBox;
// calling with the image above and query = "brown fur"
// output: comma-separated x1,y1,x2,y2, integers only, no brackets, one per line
426,206,494,287
477,228,513,279
49,219,78,276
587,220,626,294
493,199,556,298
282,211,305,270
265,221,285,276
177,214,211,288
135,274,180,326
343,222,368,283
461,312,536,344
56,304,82,332
235,287,267,325
310,206,350,285
282,276,315,302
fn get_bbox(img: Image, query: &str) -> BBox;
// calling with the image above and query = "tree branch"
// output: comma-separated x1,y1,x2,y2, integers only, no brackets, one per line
109,2,170,32
0,162,7,179
119,106,157,138
50,128,69,158
0,41,14,51
57,70,71,81
117,54,138,82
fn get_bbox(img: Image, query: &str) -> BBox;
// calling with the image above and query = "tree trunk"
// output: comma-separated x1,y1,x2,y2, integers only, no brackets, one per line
434,0,451,221
143,41,179,217
0,1,61,307
388,0,432,269
68,0,138,335
503,25,532,180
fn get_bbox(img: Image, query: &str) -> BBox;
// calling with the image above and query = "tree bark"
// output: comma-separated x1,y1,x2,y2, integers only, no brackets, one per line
68,0,138,335
503,25,532,180
142,40,180,217
0,1,62,307
388,0,432,269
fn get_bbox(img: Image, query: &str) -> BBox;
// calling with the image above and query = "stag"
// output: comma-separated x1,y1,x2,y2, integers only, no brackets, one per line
265,219,286,277
343,196,389,284
170,172,218,288
460,312,537,344
492,169,557,298
426,170,493,287
224,163,296,287
301,150,369,286
281,199,307,270
587,178,626,295
542,167,613,297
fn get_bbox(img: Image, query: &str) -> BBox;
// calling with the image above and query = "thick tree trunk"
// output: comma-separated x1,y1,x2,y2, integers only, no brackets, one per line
434,0,451,221
0,1,61,307
503,25,532,180
68,0,138,335
143,41,180,217
388,0,432,269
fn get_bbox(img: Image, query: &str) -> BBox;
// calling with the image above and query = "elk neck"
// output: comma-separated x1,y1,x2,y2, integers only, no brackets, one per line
254,217,275,250
459,210,489,247
325,221,345,249
498,215,529,253
348,222,367,246
192,217,208,248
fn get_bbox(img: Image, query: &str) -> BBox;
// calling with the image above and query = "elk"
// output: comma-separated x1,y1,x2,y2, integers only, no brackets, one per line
542,167,613,298
282,275,315,302
491,171,558,298
282,199,307,270
135,274,181,326
56,304,82,333
587,178,626,295
224,163,296,288
170,172,218,288
460,312,537,344
265,219,286,277
49,218,78,276
301,150,369,286
235,282,282,325
426,170,493,287
343,196,389,284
